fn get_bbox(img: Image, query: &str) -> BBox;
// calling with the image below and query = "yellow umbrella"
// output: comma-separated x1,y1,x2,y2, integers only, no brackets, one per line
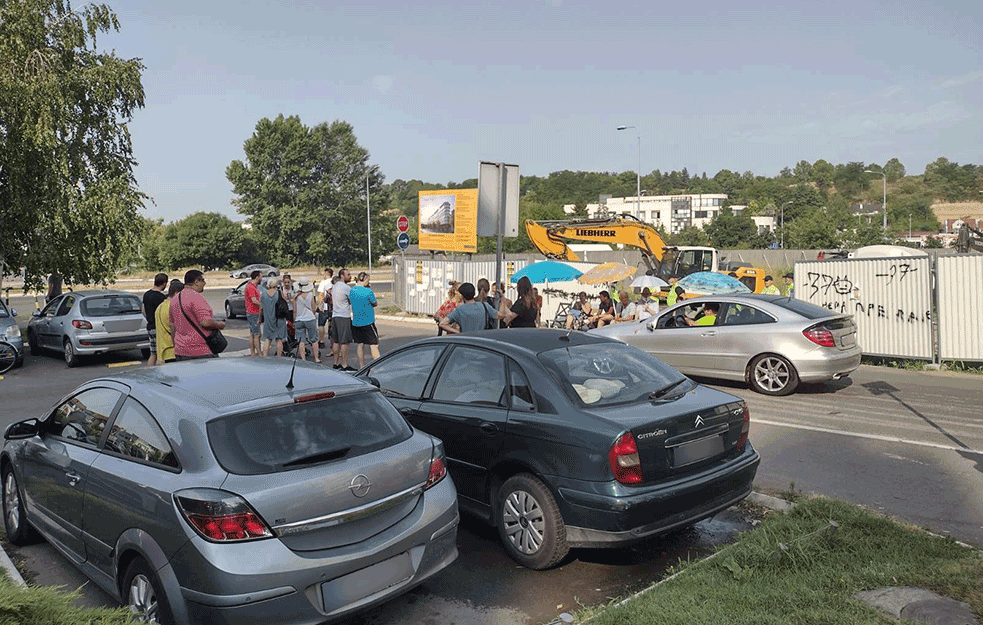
577,262,637,285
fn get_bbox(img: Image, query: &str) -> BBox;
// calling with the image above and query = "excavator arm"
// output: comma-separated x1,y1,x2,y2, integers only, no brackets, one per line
525,214,667,272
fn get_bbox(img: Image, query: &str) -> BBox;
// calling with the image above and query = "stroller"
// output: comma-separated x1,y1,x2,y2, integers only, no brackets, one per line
282,318,300,358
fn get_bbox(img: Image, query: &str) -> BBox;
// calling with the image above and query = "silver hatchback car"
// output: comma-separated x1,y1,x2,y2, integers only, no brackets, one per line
27,290,150,366
1,358,458,624
591,294,862,395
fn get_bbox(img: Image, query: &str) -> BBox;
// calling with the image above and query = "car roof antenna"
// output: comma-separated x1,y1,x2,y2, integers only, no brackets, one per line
286,352,298,389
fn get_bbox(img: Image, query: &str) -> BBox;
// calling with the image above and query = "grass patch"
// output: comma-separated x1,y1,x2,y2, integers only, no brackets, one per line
862,356,983,374
578,497,982,624
0,575,131,624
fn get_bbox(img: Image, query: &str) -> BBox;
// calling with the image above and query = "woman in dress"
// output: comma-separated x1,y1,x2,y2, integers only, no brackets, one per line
260,276,287,356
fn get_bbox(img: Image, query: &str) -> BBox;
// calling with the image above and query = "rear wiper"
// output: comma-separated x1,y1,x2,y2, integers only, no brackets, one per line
281,447,352,468
649,378,687,399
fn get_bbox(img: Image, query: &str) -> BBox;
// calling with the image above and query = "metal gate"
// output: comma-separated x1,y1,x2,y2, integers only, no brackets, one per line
936,255,983,362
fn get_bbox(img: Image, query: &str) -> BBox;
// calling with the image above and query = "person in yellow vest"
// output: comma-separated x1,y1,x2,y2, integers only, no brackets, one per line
686,302,719,326
784,273,795,298
666,276,684,306
762,275,781,295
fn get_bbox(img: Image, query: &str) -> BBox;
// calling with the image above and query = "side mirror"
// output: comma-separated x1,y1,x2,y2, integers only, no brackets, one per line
10,308,16,317
646,321,656,332
367,376,381,388
5,419,40,440
32,310,41,318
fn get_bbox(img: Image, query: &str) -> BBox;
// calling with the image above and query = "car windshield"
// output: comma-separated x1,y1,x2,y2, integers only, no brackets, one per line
81,295,142,317
206,390,413,475
765,297,838,319
538,343,687,407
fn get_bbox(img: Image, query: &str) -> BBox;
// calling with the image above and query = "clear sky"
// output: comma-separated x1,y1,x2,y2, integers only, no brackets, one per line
100,0,983,223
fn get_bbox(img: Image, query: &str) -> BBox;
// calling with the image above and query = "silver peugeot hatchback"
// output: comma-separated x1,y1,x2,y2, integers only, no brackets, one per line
1,358,458,624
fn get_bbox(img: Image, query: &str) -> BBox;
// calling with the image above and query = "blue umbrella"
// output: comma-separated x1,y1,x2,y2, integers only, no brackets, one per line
510,261,583,284
677,271,751,295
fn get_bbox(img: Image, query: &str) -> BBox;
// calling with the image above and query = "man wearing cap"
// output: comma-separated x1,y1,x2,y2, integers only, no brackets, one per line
784,273,795,298
350,272,380,369
762,275,781,295
293,278,320,362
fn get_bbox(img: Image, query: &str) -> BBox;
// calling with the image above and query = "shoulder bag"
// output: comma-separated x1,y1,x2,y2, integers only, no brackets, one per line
178,292,228,355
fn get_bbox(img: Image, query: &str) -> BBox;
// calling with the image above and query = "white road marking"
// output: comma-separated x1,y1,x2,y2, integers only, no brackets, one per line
752,418,983,456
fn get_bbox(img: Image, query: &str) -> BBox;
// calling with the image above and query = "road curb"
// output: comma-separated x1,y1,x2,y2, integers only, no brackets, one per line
0,541,26,587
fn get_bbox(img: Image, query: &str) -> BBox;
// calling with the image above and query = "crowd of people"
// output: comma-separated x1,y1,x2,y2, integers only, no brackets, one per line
142,267,380,371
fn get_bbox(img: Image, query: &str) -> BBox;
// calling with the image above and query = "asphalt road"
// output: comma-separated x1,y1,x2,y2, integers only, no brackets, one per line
1,296,981,623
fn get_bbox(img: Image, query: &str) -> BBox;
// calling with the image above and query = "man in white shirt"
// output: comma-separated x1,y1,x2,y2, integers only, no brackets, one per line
316,267,334,347
637,287,659,321
331,268,354,370
614,291,637,323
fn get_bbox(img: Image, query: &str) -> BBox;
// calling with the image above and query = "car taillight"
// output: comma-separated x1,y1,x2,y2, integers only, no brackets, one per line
174,489,273,542
803,326,835,347
737,403,750,452
426,448,447,490
609,432,642,485
72,320,93,329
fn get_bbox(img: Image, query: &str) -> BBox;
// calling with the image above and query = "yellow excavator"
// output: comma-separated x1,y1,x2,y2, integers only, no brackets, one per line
525,214,766,294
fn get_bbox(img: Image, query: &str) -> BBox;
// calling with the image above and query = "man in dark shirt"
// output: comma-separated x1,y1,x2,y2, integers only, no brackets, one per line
142,273,168,366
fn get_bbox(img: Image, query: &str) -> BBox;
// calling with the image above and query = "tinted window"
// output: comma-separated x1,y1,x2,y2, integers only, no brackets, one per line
432,347,507,406
508,361,535,411
56,295,76,317
82,295,142,317
365,344,445,398
538,343,685,407
766,297,838,320
50,388,121,445
721,304,775,326
207,391,413,475
104,398,179,469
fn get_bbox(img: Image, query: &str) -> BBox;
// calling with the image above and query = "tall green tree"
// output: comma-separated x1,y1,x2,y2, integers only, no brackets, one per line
0,0,147,289
227,115,389,267
704,209,757,248
157,212,245,271
883,158,906,182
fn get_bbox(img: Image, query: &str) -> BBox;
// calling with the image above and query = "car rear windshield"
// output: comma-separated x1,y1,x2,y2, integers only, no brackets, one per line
766,297,839,319
538,343,687,407
81,295,143,317
206,390,413,475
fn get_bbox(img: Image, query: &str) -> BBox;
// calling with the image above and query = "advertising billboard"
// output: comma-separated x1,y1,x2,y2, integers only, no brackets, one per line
418,189,478,253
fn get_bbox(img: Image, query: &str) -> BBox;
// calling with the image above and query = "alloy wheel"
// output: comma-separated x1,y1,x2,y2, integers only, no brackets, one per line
754,356,790,392
128,573,160,623
4,473,20,535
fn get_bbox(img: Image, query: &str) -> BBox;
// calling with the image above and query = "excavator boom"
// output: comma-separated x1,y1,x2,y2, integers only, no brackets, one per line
525,215,665,270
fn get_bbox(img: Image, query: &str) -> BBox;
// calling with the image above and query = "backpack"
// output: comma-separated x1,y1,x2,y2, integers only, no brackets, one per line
274,291,289,319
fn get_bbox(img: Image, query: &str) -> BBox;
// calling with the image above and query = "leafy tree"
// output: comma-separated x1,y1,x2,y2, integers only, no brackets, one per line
158,212,245,270
0,0,147,290
784,213,838,249
704,209,757,248
670,225,708,246
811,159,834,189
227,115,390,267
924,236,944,249
793,160,813,183
884,158,906,182
833,162,868,199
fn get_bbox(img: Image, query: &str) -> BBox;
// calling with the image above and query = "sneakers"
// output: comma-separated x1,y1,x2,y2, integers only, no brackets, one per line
333,364,341,370
343,366,357,372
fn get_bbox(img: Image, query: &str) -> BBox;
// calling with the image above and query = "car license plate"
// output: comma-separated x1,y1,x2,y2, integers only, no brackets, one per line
673,435,724,468
841,333,856,347
321,551,414,611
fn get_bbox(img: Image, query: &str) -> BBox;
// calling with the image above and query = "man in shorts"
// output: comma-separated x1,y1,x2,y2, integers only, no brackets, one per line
141,273,167,366
349,272,380,369
316,267,334,347
331,268,354,370
244,270,263,356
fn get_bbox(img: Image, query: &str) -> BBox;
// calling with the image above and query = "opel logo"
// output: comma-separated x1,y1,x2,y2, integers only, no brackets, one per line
694,415,705,428
350,474,372,498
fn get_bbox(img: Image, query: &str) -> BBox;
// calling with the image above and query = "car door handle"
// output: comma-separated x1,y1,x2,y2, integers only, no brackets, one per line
65,471,82,487
701,331,717,337
479,422,499,436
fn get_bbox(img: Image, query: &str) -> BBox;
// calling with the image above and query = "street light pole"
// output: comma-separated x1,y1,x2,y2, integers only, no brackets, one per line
365,171,372,273
617,125,641,220
864,170,887,231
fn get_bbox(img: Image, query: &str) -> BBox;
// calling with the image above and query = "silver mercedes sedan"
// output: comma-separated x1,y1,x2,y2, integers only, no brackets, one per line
590,294,862,395
2,358,458,624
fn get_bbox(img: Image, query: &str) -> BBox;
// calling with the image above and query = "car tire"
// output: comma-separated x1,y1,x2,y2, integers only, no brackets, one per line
122,558,174,625
225,302,236,319
64,339,79,368
27,331,42,356
141,348,152,360
3,466,38,546
496,473,569,570
748,353,799,396
267,271,276,277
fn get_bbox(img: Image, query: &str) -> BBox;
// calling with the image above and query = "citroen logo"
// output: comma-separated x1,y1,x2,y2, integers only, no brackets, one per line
694,415,705,428
350,474,372,498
